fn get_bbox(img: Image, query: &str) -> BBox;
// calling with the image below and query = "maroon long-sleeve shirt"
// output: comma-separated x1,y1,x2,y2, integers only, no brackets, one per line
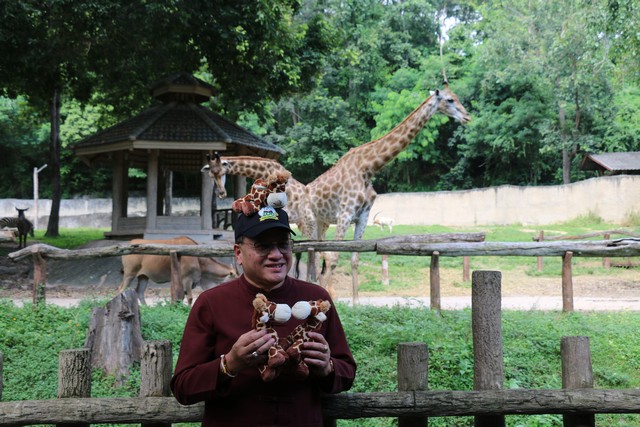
171,275,356,426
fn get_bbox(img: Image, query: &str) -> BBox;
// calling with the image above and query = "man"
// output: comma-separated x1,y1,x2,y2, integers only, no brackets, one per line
171,205,356,426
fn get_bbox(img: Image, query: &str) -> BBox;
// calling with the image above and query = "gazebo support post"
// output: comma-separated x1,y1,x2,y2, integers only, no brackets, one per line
146,149,159,232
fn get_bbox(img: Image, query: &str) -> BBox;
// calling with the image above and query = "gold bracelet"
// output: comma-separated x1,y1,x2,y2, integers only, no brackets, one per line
220,354,237,378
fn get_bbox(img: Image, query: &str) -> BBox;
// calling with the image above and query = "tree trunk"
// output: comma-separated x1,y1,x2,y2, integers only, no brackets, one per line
46,88,61,237
559,105,571,185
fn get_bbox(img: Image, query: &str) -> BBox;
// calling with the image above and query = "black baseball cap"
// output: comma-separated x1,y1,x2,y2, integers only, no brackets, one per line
234,206,296,240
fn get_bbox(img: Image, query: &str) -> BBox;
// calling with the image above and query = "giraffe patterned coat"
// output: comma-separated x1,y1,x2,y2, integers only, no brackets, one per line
170,275,356,426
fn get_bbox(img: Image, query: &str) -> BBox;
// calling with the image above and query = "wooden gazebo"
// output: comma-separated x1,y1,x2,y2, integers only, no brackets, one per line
73,73,284,242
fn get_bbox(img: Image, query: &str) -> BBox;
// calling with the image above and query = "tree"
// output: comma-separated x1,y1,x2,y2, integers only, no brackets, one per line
368,67,456,192
0,0,334,235
0,1,104,235
466,0,616,185
269,88,368,184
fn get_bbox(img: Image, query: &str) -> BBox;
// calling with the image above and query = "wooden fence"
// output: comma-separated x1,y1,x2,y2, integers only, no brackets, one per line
533,229,640,271
3,271,640,426
8,232,640,311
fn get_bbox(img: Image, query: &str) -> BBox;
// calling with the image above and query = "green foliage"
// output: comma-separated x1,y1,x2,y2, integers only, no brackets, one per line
0,301,90,400
601,86,640,152
272,88,369,183
1,0,640,200
0,0,336,203
0,97,49,198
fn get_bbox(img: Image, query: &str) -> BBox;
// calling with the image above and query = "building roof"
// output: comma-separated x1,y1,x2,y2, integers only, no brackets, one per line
73,73,284,171
579,152,640,174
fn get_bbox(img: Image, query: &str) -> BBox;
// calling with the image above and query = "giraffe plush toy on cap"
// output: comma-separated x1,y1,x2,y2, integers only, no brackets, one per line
285,299,332,379
232,171,291,216
252,293,292,382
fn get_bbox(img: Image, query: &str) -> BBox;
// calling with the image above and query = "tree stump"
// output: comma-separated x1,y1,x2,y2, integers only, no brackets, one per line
85,289,143,384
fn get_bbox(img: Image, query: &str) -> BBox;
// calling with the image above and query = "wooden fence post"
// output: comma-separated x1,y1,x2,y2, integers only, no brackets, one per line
603,233,610,269
430,251,441,312
562,251,574,313
397,342,429,427
307,248,316,283
381,255,390,286
32,248,46,306
537,230,544,272
351,252,360,305
561,336,595,427
57,348,91,427
170,250,183,304
463,256,470,282
472,270,505,427
141,340,173,427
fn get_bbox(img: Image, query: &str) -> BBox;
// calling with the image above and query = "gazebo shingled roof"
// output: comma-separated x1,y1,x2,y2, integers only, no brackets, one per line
73,72,283,171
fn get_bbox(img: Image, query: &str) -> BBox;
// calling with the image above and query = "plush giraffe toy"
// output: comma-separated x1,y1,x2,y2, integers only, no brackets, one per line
232,171,291,216
252,293,292,382
251,294,331,382
285,299,332,379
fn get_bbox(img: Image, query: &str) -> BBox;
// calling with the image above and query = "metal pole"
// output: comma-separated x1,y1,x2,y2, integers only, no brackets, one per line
33,164,47,230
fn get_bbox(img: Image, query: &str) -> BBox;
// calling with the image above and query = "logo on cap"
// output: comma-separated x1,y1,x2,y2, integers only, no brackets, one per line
258,206,278,222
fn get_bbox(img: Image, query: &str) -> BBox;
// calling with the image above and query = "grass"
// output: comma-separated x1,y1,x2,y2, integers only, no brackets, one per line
2,220,640,426
321,218,640,296
0,228,108,258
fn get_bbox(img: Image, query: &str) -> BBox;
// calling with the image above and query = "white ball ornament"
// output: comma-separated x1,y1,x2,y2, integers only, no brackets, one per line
291,300,312,319
273,303,292,323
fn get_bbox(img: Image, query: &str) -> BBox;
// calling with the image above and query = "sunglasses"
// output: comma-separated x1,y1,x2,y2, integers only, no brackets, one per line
242,239,293,256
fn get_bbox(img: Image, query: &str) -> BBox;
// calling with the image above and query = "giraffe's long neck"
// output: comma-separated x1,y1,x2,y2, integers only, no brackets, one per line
223,157,288,180
340,94,438,179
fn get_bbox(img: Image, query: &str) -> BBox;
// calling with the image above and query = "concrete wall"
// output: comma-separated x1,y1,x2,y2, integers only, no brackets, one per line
2,175,638,229
369,175,640,226
0,197,221,229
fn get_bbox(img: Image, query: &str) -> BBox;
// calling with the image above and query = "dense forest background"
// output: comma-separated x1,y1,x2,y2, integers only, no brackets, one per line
1,0,639,202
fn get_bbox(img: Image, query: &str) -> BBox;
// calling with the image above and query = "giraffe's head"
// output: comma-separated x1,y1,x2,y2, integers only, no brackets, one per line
430,81,471,124
201,152,228,198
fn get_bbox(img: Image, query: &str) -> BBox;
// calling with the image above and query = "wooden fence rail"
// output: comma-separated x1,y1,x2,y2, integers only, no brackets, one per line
8,234,640,310
9,237,640,263
2,272,640,426
4,388,640,424
533,229,640,271
7,236,640,262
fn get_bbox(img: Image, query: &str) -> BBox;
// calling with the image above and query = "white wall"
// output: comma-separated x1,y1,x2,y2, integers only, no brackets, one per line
0,197,222,229
369,175,640,226
2,175,638,229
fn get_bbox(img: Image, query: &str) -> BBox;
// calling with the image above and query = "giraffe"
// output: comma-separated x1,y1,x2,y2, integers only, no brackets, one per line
202,154,317,241
307,82,471,295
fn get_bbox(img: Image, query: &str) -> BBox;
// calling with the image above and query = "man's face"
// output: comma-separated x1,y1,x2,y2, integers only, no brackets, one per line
234,228,293,290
